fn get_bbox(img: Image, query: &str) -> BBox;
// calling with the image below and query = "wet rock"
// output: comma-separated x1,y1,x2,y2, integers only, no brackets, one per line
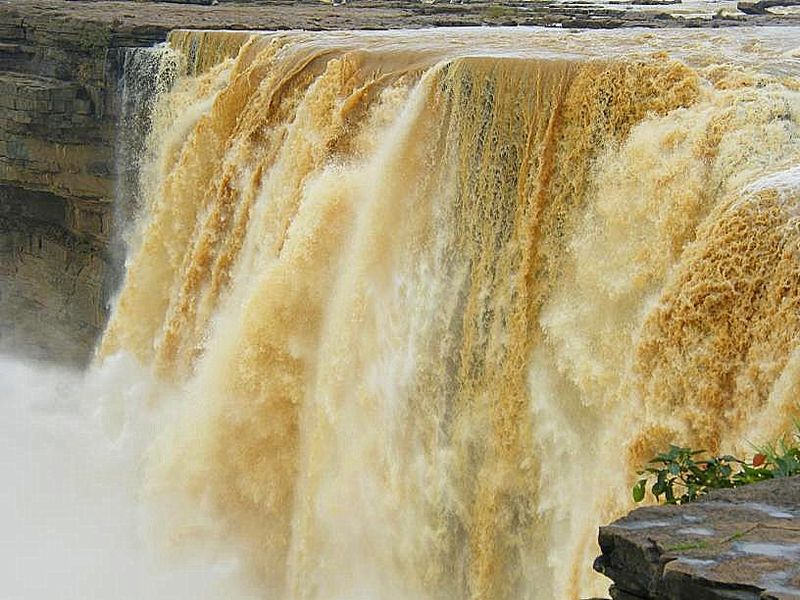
594,476,800,600
738,0,800,14
630,0,682,5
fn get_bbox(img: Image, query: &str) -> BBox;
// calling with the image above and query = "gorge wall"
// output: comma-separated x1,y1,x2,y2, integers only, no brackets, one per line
0,4,166,363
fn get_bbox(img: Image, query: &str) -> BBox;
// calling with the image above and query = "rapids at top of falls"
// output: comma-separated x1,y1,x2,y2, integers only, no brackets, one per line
100,26,800,600
165,26,800,77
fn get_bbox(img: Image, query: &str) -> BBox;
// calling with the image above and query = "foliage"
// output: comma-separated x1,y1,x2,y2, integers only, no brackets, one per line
632,420,800,505
481,5,519,20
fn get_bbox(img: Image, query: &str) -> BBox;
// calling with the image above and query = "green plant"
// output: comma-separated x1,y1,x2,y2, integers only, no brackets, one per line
633,420,800,505
481,5,518,20
758,433,800,478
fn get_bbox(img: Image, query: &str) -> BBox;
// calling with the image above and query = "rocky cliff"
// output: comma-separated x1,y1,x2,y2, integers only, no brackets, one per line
0,4,157,364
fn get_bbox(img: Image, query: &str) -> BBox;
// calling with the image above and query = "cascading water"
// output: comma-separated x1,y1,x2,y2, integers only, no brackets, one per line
117,45,182,229
93,26,800,599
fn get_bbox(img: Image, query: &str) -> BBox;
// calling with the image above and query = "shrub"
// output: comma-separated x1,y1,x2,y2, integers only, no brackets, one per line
632,420,800,505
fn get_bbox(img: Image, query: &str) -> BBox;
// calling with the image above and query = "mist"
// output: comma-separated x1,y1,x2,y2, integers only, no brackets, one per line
0,353,259,600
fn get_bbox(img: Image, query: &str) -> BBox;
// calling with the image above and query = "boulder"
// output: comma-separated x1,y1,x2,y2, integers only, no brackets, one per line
594,476,800,600
738,0,800,14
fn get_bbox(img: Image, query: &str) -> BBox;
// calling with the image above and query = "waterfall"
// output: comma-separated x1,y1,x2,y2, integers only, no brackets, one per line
102,27,800,599
117,44,183,230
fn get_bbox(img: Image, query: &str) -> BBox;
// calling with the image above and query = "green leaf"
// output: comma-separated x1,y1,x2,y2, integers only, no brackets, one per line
632,418,800,505
632,479,646,503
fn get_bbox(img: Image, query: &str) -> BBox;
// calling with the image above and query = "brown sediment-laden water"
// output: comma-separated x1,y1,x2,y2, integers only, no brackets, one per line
92,27,800,599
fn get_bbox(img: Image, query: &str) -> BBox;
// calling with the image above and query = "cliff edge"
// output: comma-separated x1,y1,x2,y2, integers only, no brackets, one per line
594,477,800,599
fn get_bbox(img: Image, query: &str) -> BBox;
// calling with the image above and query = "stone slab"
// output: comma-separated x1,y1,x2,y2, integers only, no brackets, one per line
595,477,800,600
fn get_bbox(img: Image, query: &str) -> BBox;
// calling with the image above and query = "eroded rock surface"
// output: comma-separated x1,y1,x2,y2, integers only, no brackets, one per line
594,477,800,600
0,4,161,363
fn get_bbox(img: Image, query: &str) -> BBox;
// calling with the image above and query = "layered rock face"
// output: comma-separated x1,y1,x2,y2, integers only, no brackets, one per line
594,477,800,599
0,8,154,364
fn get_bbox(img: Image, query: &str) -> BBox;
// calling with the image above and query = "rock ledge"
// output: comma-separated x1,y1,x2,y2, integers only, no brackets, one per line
594,476,800,600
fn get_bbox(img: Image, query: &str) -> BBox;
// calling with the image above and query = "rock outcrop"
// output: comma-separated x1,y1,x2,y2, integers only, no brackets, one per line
594,476,800,599
0,4,161,364
738,0,800,14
